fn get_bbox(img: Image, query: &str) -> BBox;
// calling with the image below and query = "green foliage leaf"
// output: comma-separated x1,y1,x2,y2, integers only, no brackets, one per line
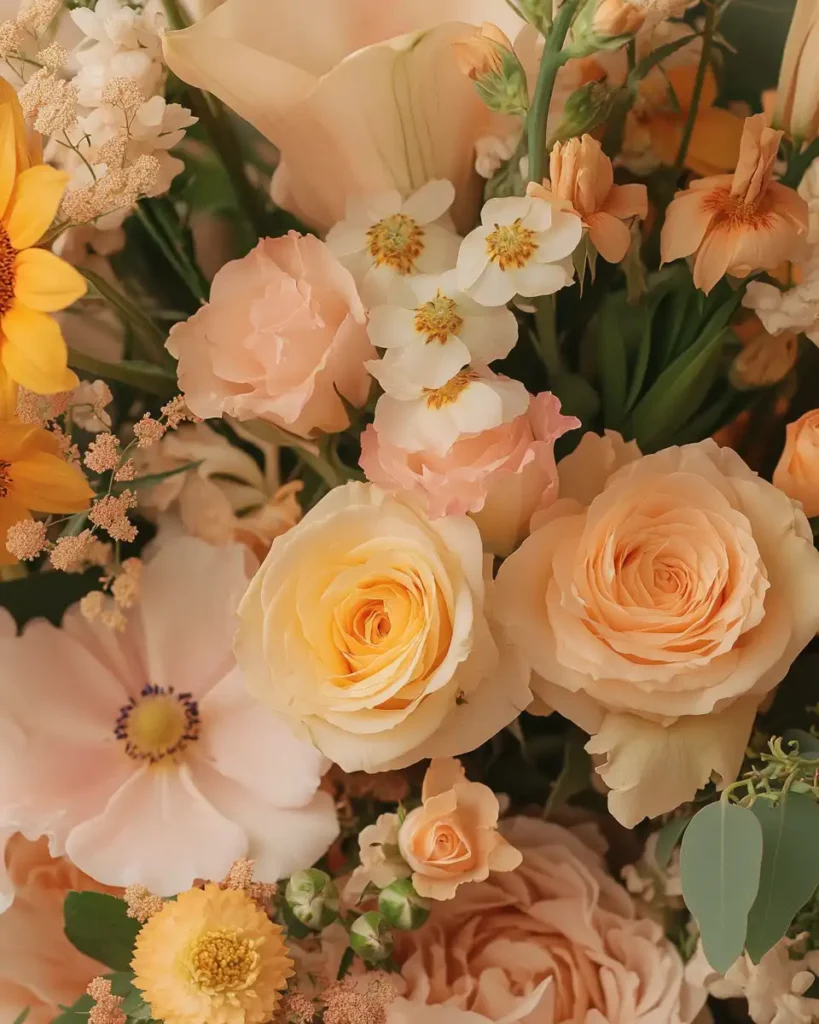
745,792,819,963
120,989,153,1021
545,729,592,817
52,973,134,1024
0,568,100,628
12,1009,30,1024
64,892,140,972
680,801,763,973
654,815,692,871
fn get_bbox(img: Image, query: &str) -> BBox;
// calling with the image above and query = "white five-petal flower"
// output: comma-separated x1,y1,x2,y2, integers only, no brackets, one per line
326,180,461,306
372,365,529,456
456,195,583,307
366,270,520,396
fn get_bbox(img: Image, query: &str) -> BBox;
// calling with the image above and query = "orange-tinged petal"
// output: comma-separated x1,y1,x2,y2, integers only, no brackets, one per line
14,248,87,312
3,165,68,251
661,188,713,265
666,65,719,117
0,498,30,564
0,363,17,419
693,228,736,294
0,105,18,219
602,182,648,220
0,79,33,175
1,306,77,395
0,420,50,461
587,211,631,264
685,107,745,177
12,450,92,513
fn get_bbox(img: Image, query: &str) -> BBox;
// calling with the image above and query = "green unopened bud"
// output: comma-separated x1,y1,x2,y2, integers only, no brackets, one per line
569,0,644,59
517,0,553,32
285,869,339,930
452,25,529,117
349,911,393,964
550,81,618,145
378,878,431,931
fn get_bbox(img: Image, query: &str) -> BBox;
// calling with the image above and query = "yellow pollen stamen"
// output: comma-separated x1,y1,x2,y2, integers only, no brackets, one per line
0,460,12,499
366,213,425,275
485,218,537,271
189,929,261,996
0,226,15,317
423,370,480,409
414,290,464,344
114,685,200,764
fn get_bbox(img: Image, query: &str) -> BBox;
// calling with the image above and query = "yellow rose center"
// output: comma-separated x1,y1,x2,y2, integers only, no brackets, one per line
189,929,261,995
367,213,425,274
115,685,200,764
423,370,480,409
0,459,12,498
0,225,16,317
414,291,464,344
485,219,537,271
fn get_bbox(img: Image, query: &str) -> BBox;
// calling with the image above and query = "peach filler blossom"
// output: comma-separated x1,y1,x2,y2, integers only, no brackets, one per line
495,433,819,827
773,408,819,517
167,232,374,438
661,114,810,294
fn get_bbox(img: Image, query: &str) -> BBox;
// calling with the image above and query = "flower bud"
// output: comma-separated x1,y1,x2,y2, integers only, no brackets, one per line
285,869,339,930
570,0,644,57
730,328,798,390
774,0,819,143
549,80,618,145
452,24,529,117
378,879,431,931
349,911,394,964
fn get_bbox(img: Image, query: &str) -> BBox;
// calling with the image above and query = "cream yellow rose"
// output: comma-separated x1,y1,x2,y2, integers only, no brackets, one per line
495,433,819,827
773,409,819,517
236,483,532,773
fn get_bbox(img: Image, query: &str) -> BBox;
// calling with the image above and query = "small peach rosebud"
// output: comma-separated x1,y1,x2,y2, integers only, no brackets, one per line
592,0,646,37
452,22,513,80
452,23,528,117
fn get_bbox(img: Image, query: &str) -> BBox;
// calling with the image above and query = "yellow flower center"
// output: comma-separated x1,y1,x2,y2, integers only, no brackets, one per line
423,370,480,409
367,213,425,275
0,225,15,317
485,219,537,271
115,685,200,764
414,291,464,344
189,929,261,995
0,460,12,498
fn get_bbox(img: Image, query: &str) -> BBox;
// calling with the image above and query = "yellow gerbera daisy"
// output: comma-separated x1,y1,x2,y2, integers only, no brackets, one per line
131,885,294,1024
0,415,93,563
0,83,86,395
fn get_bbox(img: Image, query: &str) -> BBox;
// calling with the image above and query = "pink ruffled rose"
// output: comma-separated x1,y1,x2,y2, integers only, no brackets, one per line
391,816,706,1024
495,433,819,827
360,392,579,555
167,232,374,437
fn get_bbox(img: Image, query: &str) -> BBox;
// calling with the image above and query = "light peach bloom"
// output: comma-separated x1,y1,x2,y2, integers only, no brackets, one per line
452,22,513,80
392,816,706,1023
345,812,411,904
528,135,648,264
360,391,579,556
236,482,532,774
661,114,810,294
774,409,819,517
774,0,819,143
592,0,646,38
162,0,525,234
495,433,819,827
0,836,114,1024
398,757,521,900
167,233,374,438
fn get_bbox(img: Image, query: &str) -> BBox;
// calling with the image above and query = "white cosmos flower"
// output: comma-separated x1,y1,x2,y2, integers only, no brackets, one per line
456,195,583,307
326,180,461,306
365,270,519,396
372,365,529,457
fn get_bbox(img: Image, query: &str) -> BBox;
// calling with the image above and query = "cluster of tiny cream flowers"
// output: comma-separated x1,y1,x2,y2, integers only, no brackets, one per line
0,0,61,76
124,884,164,924
87,978,127,1024
219,857,279,910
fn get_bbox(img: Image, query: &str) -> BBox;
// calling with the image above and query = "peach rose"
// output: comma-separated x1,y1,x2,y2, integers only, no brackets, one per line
236,482,532,773
167,233,374,438
495,433,819,827
398,758,521,900
360,392,579,556
0,836,113,1024
774,410,819,517
392,816,706,1023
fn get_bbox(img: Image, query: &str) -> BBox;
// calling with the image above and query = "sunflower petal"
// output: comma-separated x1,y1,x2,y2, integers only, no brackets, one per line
14,248,87,312
11,450,92,513
0,420,47,461
0,80,33,175
0,363,17,419
3,165,68,251
0,105,18,219
1,306,77,394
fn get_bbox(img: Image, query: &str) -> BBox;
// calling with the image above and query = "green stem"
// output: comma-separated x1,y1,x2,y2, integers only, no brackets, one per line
534,295,564,376
781,136,819,188
527,0,580,184
80,268,169,366
135,205,208,305
68,347,178,398
673,1,716,171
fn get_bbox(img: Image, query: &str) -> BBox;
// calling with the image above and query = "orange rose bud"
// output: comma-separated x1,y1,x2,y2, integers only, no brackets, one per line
452,22,513,81
592,0,646,37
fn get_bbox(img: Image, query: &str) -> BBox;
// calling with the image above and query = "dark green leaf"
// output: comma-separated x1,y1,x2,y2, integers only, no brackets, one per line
545,729,592,817
12,1009,30,1024
120,989,153,1021
746,792,819,963
64,892,140,972
598,319,628,428
654,815,692,871
627,34,699,89
680,801,763,973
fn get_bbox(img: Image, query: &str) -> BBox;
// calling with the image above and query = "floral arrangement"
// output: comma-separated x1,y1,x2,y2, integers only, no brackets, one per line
4,0,819,1023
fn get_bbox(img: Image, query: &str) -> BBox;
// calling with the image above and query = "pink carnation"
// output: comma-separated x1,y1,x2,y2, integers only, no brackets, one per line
360,391,579,555
167,232,375,437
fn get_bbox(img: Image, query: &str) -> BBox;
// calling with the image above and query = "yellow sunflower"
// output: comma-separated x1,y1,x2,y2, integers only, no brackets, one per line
0,82,86,395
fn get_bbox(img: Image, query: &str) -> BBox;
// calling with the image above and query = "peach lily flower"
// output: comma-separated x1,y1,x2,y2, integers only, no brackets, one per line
161,0,524,233
773,0,819,143
661,115,810,295
528,135,648,263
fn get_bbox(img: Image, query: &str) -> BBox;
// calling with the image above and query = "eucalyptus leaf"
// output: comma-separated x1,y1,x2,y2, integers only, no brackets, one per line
680,801,763,973
64,892,140,972
654,815,691,872
746,792,819,963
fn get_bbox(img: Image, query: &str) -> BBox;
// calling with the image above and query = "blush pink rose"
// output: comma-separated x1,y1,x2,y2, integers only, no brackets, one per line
773,409,819,517
167,232,375,437
0,836,114,1024
495,433,819,827
359,392,579,555
392,816,706,1024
